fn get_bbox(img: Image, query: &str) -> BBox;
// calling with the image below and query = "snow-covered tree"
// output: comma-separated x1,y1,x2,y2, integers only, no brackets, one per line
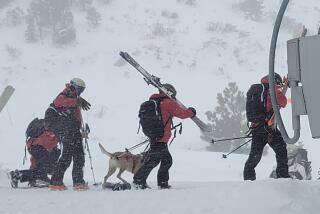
5,7,25,26
234,0,264,22
27,0,76,45
86,7,102,27
202,82,251,154
71,0,92,10
0,0,11,9
25,15,38,43
52,26,76,46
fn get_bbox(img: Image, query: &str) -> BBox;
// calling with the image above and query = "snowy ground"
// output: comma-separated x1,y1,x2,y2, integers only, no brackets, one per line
1,150,320,214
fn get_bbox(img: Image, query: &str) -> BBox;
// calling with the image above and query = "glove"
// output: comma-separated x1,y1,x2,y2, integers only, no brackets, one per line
188,107,196,118
78,97,91,111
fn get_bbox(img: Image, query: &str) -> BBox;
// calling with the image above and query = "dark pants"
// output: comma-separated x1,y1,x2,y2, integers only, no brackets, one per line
45,108,85,186
19,145,60,183
133,143,172,186
244,124,289,180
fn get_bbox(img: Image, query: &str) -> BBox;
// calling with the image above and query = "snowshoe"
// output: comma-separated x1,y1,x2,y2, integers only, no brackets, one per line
112,182,131,191
102,182,131,191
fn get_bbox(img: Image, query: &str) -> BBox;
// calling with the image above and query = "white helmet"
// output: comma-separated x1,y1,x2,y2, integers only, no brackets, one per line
70,78,86,95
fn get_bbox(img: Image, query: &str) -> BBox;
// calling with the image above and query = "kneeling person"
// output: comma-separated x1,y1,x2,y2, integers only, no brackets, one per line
9,118,60,188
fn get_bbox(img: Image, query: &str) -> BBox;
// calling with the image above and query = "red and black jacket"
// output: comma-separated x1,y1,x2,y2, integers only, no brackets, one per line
149,94,194,143
27,130,59,169
51,83,82,126
26,130,59,152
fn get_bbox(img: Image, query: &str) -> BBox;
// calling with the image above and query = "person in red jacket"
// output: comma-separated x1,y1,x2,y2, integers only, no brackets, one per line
133,84,196,189
44,78,91,191
9,122,60,188
243,73,290,180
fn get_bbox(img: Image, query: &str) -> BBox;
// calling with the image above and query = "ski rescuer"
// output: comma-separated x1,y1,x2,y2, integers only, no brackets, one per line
244,73,290,181
9,118,60,188
133,83,196,189
44,78,91,191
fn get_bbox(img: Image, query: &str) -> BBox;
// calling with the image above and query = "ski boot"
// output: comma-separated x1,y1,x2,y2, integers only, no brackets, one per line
8,170,20,188
73,182,89,191
133,181,151,190
49,184,68,191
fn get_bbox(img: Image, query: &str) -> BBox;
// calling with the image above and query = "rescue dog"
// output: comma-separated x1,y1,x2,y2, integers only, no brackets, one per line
98,143,145,188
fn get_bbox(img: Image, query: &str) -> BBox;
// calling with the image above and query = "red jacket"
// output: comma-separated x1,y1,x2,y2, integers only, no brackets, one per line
149,94,194,143
26,130,59,152
27,130,59,169
53,83,82,125
261,78,287,113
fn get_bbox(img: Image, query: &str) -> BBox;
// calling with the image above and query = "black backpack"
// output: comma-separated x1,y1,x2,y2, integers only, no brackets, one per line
138,97,167,141
246,83,269,123
26,118,45,139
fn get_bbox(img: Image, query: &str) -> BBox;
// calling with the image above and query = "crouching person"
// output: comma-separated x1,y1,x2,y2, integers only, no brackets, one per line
9,118,60,188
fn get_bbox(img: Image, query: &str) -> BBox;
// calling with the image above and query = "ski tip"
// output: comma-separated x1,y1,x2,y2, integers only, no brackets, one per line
119,51,127,57
5,85,15,92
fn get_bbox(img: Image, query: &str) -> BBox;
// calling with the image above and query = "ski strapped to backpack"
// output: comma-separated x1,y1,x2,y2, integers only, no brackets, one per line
119,51,212,134
246,83,269,123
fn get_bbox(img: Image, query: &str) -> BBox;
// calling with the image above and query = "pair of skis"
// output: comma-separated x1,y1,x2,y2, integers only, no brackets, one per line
119,51,212,134
0,85,15,113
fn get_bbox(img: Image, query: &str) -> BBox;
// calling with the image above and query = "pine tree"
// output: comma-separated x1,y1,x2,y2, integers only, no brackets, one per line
201,82,250,154
72,0,92,10
27,0,76,45
235,0,264,22
86,7,102,27
5,7,25,26
25,15,38,43
0,0,11,9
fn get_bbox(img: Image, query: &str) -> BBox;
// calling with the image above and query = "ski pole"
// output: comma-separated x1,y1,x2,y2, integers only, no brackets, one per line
82,123,99,186
212,135,251,144
125,139,149,152
222,138,252,159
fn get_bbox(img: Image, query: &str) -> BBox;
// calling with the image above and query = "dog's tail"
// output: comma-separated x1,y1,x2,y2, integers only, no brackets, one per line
98,143,113,157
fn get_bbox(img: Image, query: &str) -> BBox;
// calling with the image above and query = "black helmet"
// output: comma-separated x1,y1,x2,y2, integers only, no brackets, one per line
261,73,282,85
274,73,283,85
162,83,177,98
70,78,86,95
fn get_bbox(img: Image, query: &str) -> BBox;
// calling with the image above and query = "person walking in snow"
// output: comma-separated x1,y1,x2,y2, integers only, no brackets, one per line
133,83,196,189
243,73,290,180
9,119,60,188
44,78,91,190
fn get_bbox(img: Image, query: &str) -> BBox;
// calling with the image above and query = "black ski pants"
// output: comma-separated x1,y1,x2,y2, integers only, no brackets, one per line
19,145,60,183
243,124,289,180
133,142,172,186
45,109,85,186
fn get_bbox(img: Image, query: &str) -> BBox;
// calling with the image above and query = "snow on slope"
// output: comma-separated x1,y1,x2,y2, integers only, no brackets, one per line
1,0,320,213
1,155,320,214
